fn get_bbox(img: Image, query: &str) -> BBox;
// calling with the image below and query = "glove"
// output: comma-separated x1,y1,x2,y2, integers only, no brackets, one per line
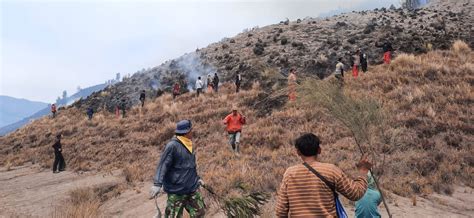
149,185,162,199
198,179,205,187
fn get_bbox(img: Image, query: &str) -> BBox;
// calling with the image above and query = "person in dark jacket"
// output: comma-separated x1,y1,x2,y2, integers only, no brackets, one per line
139,90,146,107
86,107,94,120
360,50,368,73
120,98,127,118
150,120,205,217
213,73,219,93
235,72,242,93
52,134,66,173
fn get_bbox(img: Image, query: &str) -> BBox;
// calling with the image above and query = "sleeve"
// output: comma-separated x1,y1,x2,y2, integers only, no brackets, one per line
153,143,175,187
223,115,230,124
333,167,368,201
275,171,290,218
240,115,246,125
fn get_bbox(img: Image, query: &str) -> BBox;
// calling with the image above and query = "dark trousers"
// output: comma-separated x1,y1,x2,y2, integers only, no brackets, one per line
214,84,219,93
197,88,202,97
236,83,240,93
140,99,145,107
88,114,93,120
361,63,368,72
122,109,126,118
53,151,65,172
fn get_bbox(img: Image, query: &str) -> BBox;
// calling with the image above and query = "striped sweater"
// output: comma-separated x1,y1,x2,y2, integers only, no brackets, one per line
276,162,368,217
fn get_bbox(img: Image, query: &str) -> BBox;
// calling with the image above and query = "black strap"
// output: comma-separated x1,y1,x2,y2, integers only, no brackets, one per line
303,162,336,193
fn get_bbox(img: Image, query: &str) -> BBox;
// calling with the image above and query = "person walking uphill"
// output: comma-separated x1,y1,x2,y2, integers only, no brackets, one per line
360,50,368,73
52,134,66,173
51,104,57,118
213,73,219,93
86,107,94,120
150,120,205,218
352,49,361,78
195,77,204,97
120,98,127,118
140,90,146,107
377,41,393,64
235,72,242,93
276,133,371,217
288,68,297,102
223,107,246,153
173,82,181,100
335,57,345,83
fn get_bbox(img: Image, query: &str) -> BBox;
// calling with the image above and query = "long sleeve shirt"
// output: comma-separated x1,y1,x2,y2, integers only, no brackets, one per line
276,162,368,217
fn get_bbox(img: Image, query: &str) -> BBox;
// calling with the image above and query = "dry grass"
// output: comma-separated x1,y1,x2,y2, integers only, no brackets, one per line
52,183,119,218
0,42,473,214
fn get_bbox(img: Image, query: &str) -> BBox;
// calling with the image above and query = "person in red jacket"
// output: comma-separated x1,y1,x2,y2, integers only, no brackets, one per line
173,82,180,100
223,107,246,153
51,104,57,118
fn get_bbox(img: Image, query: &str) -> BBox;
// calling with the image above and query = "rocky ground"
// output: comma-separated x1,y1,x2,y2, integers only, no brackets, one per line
73,0,473,112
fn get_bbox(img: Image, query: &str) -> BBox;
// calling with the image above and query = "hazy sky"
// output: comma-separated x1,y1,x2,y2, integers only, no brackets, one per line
1,0,399,103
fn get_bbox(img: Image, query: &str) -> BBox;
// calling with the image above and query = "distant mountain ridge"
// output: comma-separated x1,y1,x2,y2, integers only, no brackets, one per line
0,96,47,128
0,83,108,136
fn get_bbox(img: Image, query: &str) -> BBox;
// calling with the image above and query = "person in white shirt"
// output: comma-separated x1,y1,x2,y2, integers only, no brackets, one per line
195,77,204,97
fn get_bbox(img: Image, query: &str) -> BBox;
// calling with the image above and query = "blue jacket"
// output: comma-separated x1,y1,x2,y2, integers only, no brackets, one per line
153,137,200,195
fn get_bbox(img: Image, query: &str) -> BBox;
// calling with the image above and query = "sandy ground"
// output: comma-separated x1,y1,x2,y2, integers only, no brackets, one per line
1,165,473,218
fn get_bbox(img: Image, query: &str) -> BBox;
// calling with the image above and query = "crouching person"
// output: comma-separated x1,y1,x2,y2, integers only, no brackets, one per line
150,120,205,218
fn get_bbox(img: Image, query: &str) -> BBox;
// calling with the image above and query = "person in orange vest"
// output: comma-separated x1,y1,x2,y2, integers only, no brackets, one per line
377,41,393,64
288,68,297,102
173,82,180,100
223,106,246,153
51,104,57,118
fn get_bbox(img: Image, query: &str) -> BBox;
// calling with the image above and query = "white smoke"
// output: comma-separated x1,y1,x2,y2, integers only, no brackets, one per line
174,52,218,91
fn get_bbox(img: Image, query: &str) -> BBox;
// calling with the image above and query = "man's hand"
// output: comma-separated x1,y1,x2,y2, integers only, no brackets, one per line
149,185,162,199
356,155,372,174
198,179,205,187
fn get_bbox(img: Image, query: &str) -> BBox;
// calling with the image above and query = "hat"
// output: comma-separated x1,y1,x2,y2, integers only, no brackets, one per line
176,120,192,134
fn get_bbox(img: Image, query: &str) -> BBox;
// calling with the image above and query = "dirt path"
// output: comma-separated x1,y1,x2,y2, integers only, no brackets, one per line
1,165,472,218
0,164,121,217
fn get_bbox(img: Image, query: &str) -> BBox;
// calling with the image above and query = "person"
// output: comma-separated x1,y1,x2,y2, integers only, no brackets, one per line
213,73,219,93
378,41,393,64
335,57,345,83
276,133,371,217
120,98,127,118
352,49,361,78
86,107,94,120
52,134,66,173
223,107,246,153
173,82,180,100
195,77,204,97
207,74,213,93
51,104,57,118
150,120,205,218
235,72,242,93
360,50,368,73
355,172,382,218
140,90,146,107
288,68,297,102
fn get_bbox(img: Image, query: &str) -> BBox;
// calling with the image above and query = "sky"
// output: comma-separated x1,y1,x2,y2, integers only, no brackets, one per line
1,0,399,103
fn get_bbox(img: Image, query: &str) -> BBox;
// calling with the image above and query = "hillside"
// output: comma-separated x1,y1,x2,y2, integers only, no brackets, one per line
0,41,472,216
0,83,108,136
0,96,47,128
73,0,473,112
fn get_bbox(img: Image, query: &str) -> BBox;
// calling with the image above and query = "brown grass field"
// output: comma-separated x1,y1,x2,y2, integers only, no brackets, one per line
0,41,472,216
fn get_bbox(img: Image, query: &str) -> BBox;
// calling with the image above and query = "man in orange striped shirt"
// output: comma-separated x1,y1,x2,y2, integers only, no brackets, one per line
276,133,371,217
